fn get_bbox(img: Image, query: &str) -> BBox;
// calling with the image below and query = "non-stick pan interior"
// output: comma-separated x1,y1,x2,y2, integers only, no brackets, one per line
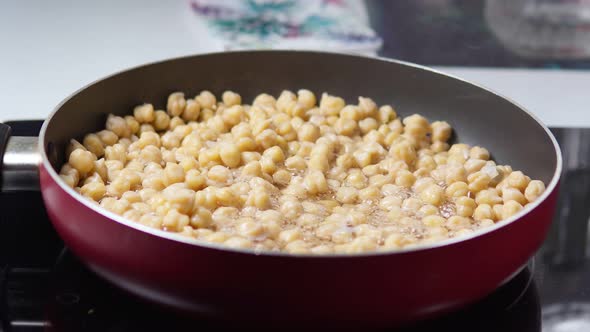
43,51,558,184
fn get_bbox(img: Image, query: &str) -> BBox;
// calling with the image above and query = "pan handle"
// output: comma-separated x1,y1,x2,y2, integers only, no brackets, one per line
0,123,41,192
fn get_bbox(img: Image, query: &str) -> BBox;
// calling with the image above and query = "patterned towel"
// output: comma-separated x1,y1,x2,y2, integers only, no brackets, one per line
189,0,382,55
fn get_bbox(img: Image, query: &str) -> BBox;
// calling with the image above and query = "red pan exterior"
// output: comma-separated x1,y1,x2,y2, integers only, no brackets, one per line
40,162,559,327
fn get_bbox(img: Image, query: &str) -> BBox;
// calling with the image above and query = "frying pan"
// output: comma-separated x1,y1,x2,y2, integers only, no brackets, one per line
0,51,561,328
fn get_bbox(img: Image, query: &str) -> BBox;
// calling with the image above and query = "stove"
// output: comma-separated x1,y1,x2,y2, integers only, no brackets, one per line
1,121,588,332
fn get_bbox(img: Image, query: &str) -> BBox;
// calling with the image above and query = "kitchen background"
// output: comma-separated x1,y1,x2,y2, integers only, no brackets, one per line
2,1,590,331
1,0,589,127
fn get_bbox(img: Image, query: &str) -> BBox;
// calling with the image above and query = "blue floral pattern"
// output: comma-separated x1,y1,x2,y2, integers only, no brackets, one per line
190,0,382,54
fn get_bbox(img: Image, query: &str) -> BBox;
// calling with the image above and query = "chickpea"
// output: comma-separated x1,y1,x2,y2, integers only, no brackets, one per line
319,93,345,116
208,165,232,184
524,180,545,202
69,149,96,174
297,123,320,142
359,186,381,201
82,133,104,158
222,105,244,127
348,236,377,253
445,165,467,185
431,121,452,142
94,159,108,182
222,90,242,107
122,191,141,203
475,189,503,205
138,131,161,148
340,105,362,121
402,197,422,213
446,216,472,230
431,141,450,153
275,90,296,112
467,171,491,193
199,108,214,122
119,169,141,189
390,139,416,165
470,146,490,160
395,169,416,188
334,118,358,136
96,130,118,146
335,186,358,204
105,160,123,181
182,99,201,122
196,90,217,109
104,144,126,164
272,169,291,186
125,116,140,135
139,124,155,135
379,196,402,211
449,143,470,156
297,89,316,110
282,156,303,172
106,176,131,198
345,170,367,189
106,114,131,138
464,159,486,175
423,215,445,227
417,184,443,206
358,97,377,118
506,171,531,192
142,175,165,191
67,89,545,254
259,156,277,175
166,116,186,132
103,197,131,215
304,170,328,195
502,200,523,219
164,162,185,186
263,146,285,164
501,187,527,205
403,114,430,140
134,103,155,123
490,204,503,220
252,93,276,109
80,182,106,201
246,188,271,210
153,110,170,131
378,105,397,123
473,204,494,221
256,129,278,150
445,181,469,198
219,142,241,168
162,209,190,232
455,197,476,217
184,169,205,191
163,184,195,215
166,92,186,117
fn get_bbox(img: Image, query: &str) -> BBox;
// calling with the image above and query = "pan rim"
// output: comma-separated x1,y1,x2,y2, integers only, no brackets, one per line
39,49,563,258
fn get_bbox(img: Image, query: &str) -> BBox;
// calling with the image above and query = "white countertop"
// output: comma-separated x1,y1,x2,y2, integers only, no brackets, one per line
2,0,589,127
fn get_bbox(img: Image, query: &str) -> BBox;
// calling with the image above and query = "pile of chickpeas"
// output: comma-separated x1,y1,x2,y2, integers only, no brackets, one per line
60,89,546,254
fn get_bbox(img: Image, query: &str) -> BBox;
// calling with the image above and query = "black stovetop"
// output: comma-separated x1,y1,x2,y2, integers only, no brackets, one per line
1,121,590,332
